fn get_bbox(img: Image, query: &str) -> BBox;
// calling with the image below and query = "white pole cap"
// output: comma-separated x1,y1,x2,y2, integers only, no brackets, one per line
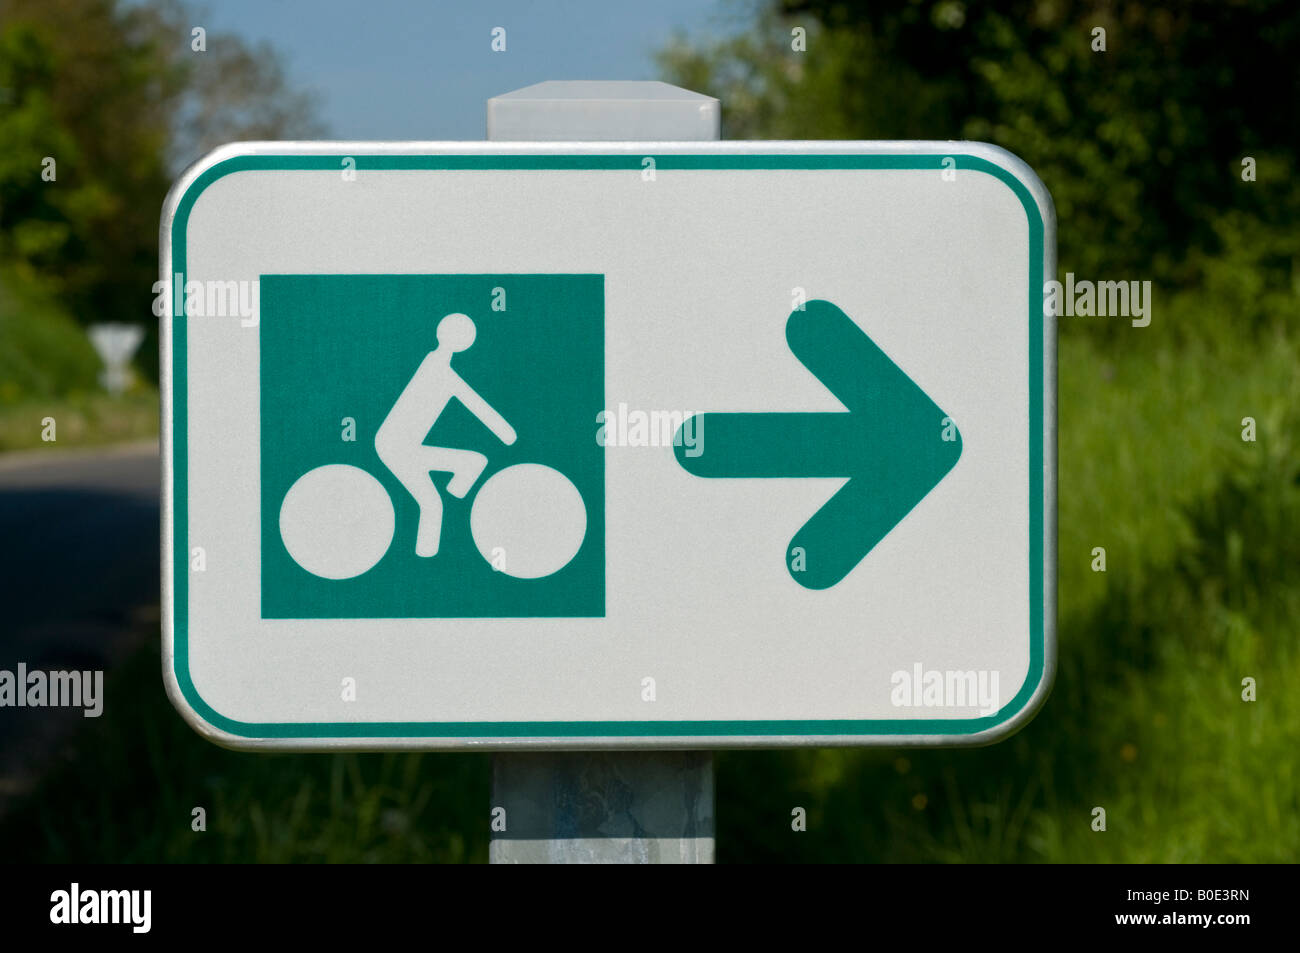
487,80,720,141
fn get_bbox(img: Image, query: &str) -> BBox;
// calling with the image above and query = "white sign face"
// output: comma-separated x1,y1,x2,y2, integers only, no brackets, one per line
161,141,1055,749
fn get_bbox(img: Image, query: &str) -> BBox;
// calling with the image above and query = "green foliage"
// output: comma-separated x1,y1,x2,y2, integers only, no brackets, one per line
0,391,158,451
0,0,324,384
0,640,487,863
0,266,99,401
662,0,1300,341
0,265,159,450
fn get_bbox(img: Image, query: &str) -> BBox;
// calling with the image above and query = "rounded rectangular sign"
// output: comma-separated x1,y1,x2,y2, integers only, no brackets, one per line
161,141,1056,749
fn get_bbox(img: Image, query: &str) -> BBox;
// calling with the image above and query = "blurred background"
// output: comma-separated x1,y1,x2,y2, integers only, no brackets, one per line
0,0,1296,862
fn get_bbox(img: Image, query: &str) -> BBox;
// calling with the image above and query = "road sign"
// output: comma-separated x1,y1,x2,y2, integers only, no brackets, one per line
161,141,1056,749
88,323,145,395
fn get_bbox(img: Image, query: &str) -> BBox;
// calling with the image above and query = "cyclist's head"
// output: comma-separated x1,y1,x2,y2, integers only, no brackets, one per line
436,313,476,353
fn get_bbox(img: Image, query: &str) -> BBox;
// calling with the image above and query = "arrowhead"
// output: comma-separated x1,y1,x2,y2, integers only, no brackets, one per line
675,300,961,589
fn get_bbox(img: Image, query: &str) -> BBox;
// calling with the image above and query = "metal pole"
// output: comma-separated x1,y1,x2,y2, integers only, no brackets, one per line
490,751,714,864
486,81,719,864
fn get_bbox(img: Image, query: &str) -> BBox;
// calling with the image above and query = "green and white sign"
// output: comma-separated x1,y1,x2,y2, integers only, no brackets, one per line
161,142,1056,749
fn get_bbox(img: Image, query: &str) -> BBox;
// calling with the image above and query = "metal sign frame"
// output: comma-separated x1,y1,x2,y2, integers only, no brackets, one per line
161,140,1056,750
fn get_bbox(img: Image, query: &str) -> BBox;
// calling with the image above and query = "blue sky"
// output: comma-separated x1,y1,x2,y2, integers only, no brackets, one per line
196,0,741,140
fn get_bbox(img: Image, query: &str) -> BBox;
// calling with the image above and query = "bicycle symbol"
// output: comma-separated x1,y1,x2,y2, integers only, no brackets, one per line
278,313,587,581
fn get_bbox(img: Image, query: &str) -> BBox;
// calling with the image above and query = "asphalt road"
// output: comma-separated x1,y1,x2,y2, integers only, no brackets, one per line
0,441,159,805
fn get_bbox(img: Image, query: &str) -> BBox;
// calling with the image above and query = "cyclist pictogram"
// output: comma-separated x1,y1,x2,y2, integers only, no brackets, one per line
278,312,587,582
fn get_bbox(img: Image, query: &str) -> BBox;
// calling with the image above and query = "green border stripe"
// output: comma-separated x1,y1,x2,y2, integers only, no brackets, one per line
171,153,1045,739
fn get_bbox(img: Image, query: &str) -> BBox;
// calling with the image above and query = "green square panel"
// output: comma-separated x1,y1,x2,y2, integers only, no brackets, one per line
259,274,605,618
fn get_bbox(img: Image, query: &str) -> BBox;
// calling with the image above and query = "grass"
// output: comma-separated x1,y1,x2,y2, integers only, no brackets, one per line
0,266,100,400
1,302,1296,863
0,265,158,452
0,390,158,452
2,640,489,863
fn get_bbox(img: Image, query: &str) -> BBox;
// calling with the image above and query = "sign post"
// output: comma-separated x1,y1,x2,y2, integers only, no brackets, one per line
485,82,720,864
160,82,1055,863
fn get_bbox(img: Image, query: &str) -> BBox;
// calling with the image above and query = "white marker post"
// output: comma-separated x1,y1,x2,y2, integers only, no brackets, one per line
486,81,719,864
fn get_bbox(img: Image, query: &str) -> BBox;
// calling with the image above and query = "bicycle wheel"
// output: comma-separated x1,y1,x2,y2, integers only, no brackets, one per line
279,464,395,579
469,463,587,579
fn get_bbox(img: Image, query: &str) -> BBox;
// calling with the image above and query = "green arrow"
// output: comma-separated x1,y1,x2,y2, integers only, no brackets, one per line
674,300,962,590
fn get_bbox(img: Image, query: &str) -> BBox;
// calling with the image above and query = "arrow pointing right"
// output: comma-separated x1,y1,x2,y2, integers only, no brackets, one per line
674,300,962,590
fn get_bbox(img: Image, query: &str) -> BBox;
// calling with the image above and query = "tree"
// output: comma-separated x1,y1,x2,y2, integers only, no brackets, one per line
0,0,324,379
659,0,1300,335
